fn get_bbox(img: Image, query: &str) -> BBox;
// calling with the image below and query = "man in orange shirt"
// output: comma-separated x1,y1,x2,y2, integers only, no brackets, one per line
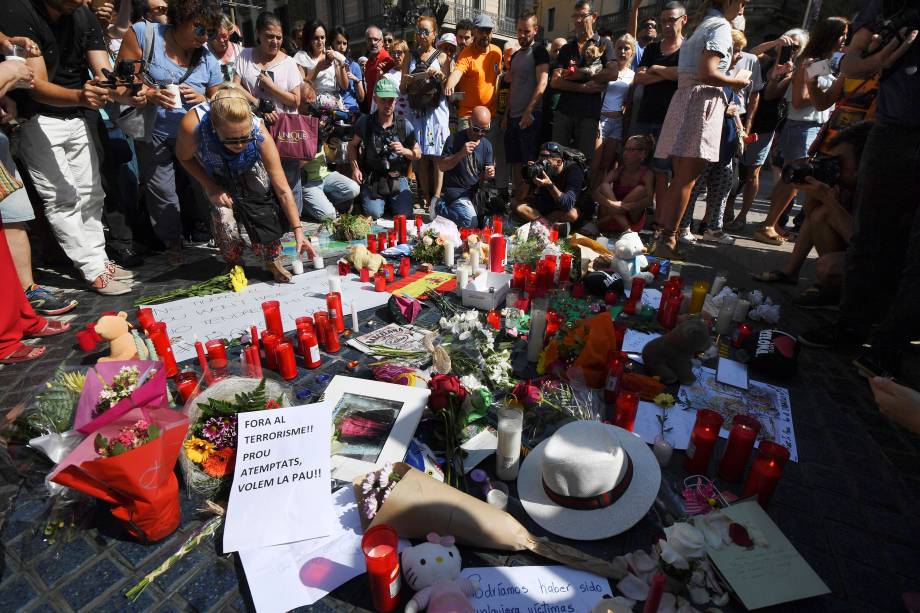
443,14,502,127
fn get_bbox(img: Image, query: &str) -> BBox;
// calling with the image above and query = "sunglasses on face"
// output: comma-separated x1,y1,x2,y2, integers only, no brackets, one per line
417,28,431,37
221,135,255,146
642,22,658,29
194,24,218,39
470,125,489,134
149,6,167,15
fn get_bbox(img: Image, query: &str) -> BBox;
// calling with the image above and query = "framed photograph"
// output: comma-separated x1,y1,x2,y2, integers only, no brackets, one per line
321,375,430,482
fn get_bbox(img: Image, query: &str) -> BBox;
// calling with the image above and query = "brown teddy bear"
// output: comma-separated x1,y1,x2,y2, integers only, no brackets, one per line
95,312,139,363
642,317,711,385
346,244,386,274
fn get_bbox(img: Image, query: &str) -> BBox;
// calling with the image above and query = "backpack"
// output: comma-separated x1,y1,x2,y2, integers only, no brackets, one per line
406,50,443,112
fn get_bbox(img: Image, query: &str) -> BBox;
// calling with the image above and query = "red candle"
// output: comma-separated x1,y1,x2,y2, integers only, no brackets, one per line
683,409,724,474
324,321,341,353
375,272,387,292
414,214,423,236
647,261,661,277
613,392,640,431
614,323,626,350
624,299,638,315
338,259,351,276
487,309,501,330
490,235,506,272
249,325,260,353
205,339,228,369
571,282,585,298
399,256,411,278
136,308,156,332
718,415,763,482
388,229,397,248
175,371,200,402
544,309,562,340
643,574,666,613
385,264,395,283
326,292,345,333
75,329,98,352
247,344,262,379
544,254,557,283
295,316,313,331
492,214,503,234
148,322,178,377
367,235,378,254
313,312,329,348
276,342,298,380
261,332,280,370
548,227,559,243
558,253,572,285
603,355,625,404
604,291,619,305
630,277,645,303
360,267,371,282
661,294,682,329
194,337,208,371
394,214,407,244
261,300,284,337
299,331,322,368
733,323,752,348
378,231,388,251
362,525,402,613
741,440,790,506
460,228,472,241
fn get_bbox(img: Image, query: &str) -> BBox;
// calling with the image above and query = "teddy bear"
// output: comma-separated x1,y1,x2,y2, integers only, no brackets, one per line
642,317,712,385
346,244,386,274
403,533,478,613
95,312,139,363
612,231,654,285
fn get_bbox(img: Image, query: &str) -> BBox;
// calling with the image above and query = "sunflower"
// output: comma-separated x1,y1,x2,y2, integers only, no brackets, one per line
184,437,215,464
203,448,236,477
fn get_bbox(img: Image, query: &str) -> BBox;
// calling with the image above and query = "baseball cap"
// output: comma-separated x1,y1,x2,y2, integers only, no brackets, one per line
374,78,399,98
436,33,457,48
473,14,495,29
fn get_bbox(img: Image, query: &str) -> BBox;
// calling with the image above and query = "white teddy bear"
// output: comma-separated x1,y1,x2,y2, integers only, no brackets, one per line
403,533,478,613
612,231,654,285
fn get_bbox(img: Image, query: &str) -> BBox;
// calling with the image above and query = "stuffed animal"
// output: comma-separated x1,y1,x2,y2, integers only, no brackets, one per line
642,317,711,385
612,231,654,285
403,533,478,613
95,312,139,362
347,244,386,274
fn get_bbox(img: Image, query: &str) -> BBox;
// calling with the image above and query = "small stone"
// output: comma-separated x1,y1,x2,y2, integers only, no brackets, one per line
296,388,313,400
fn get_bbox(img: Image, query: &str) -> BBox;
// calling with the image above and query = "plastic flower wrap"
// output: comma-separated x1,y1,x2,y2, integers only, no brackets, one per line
74,360,165,435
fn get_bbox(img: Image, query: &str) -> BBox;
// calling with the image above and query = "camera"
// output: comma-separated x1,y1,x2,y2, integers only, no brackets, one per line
871,1,920,47
522,159,550,182
303,103,354,145
378,130,402,171
781,155,841,186
99,59,145,95
256,98,276,116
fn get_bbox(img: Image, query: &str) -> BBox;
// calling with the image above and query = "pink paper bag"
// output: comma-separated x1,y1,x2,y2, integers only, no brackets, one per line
74,360,167,434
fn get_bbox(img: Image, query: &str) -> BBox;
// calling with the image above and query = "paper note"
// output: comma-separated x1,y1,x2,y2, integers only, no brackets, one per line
717,357,749,390
224,403,335,553
624,287,663,311
239,487,410,612
707,499,830,609
346,323,429,364
632,401,697,449
621,329,661,362
460,427,498,473
460,566,612,612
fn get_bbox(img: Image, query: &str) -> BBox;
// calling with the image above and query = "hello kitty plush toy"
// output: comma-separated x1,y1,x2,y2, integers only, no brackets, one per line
403,533,478,613
612,231,654,285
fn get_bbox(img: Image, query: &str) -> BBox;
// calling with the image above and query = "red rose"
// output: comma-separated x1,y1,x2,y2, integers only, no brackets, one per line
511,381,543,409
428,374,467,411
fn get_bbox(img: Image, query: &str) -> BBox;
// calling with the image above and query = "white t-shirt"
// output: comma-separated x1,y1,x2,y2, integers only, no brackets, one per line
294,50,337,95
601,68,634,114
236,48,303,114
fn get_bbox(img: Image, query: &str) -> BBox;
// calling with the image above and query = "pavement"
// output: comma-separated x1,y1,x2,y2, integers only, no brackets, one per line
1,178,919,613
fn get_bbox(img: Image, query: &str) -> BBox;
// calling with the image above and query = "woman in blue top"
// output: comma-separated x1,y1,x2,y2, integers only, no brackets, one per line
651,0,751,259
117,0,224,264
331,26,365,116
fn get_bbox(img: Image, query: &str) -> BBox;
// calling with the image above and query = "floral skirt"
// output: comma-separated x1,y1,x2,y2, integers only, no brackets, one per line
654,75,726,163
210,204,281,265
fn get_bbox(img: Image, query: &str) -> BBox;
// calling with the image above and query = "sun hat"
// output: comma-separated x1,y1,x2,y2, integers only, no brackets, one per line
436,33,457,49
374,78,399,98
517,420,661,541
473,14,496,30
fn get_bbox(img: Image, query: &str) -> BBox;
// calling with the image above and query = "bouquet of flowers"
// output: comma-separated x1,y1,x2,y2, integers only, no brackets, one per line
179,377,292,499
50,407,188,542
411,230,446,265
509,221,552,265
323,213,372,241
74,360,165,435
134,265,247,306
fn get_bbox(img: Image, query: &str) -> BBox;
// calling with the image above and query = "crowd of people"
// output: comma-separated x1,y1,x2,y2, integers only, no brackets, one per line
0,0,918,428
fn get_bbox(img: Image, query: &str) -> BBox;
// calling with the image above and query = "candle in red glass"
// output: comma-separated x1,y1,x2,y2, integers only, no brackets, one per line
614,323,626,350
377,231,388,251
249,325,260,353
362,524,402,613
544,309,561,339
276,342,298,380
399,256,411,278
325,322,341,352
683,409,724,474
512,264,527,290
613,392,640,432
481,226,492,243
338,259,350,276
487,309,501,330
394,214,407,244
194,336,208,371
367,234,378,254
630,277,646,303
544,254,557,282
148,323,179,377
733,323,752,348
136,308,156,332
603,355,626,403
261,332,281,370
742,441,790,506
571,282,585,298
548,227,559,243
360,267,371,282
295,316,313,331
604,291,618,305
299,331,322,368
671,275,684,291
261,300,284,336
489,234,506,272
718,415,763,482
313,312,329,348
388,229,397,248
624,299,638,315
385,264,395,283
415,214,423,235
75,329,98,352
558,253,572,285
460,228,471,241
661,294,682,329
248,344,262,378
326,292,345,333
375,272,387,292
492,215,502,234
205,339,228,369
647,261,661,277
175,371,200,403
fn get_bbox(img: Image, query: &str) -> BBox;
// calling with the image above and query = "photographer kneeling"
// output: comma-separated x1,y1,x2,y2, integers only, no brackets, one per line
176,84,315,283
347,79,421,219
512,142,585,225
435,105,495,228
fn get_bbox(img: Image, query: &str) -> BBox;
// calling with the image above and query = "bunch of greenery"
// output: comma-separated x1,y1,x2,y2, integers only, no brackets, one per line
324,213,372,241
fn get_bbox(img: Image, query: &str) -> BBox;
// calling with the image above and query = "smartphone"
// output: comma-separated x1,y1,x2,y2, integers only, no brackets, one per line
778,44,797,64
735,68,752,83
806,59,833,79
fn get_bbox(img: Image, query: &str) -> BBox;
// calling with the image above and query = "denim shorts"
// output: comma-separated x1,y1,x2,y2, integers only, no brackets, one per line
775,119,821,168
0,132,33,223
741,131,775,167
598,115,624,141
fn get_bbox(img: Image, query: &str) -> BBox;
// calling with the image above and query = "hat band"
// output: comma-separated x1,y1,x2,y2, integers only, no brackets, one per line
541,455,634,511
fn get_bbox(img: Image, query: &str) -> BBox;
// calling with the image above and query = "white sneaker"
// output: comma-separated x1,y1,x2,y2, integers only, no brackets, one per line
92,273,131,296
703,229,736,245
105,261,135,280
678,230,698,245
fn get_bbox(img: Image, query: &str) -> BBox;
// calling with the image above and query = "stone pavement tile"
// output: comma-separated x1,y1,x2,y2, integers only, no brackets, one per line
110,531,183,570
810,488,865,528
772,506,830,553
175,559,239,612
96,587,158,612
824,520,889,572
878,449,920,479
796,543,844,596
292,598,359,612
34,536,99,587
150,541,209,591
801,463,858,498
0,574,40,611
58,555,125,611
846,473,906,513
838,557,903,612
861,506,920,546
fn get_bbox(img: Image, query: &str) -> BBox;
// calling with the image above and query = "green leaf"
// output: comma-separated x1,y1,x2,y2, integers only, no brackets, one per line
112,442,128,456
94,433,108,450
147,424,161,441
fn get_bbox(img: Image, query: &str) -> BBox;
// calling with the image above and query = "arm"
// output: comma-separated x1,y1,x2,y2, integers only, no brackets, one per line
108,0,133,40
443,67,463,97
0,62,32,98
592,59,619,83
633,65,664,85
437,141,476,172
335,59,349,91
25,54,109,109
347,133,363,184
233,74,260,104
627,0,640,39
520,62,549,125
803,70,844,112
175,110,233,207
550,67,603,92
841,26,918,77
698,51,748,88
259,129,314,255
257,72,299,108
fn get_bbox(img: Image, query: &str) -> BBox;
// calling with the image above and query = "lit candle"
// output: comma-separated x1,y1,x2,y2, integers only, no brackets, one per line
683,409,724,474
741,440,790,506
175,371,200,403
526,298,548,362
492,214,502,234
374,271,387,292
249,324,260,353
361,525,402,613
205,339,228,369
276,342,298,380
496,406,523,480
718,415,762,482
733,322,752,348
135,308,156,333
613,392,640,432
261,300,284,336
630,277,646,303
603,355,625,404
689,281,709,314
350,300,359,331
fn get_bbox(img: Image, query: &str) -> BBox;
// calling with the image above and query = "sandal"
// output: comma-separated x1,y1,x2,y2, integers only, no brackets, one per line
753,228,785,246
750,270,797,285
0,344,46,364
26,320,72,338
265,257,293,283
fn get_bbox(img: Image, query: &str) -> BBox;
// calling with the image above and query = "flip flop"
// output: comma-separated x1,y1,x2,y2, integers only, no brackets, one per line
750,270,797,285
753,228,785,246
0,344,46,365
26,320,72,338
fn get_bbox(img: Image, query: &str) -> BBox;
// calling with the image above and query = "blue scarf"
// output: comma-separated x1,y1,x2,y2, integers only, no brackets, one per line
197,111,265,179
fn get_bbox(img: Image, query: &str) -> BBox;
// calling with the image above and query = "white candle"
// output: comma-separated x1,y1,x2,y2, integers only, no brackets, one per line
350,300,359,331
328,275,343,294
496,407,523,480
291,258,304,275
653,437,674,466
732,299,751,322
444,241,455,267
313,255,324,269
710,272,728,296
456,266,469,295
527,299,548,362
716,295,738,335
470,247,480,274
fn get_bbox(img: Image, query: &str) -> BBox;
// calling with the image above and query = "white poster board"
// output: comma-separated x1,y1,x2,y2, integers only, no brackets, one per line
460,566,612,611
223,402,335,553
144,269,390,363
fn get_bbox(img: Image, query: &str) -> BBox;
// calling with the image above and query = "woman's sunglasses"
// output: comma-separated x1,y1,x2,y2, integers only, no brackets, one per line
194,24,219,39
221,135,255,146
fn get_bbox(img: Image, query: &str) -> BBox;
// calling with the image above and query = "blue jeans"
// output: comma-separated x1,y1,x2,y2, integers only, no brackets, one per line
360,177,414,219
435,197,477,229
775,119,821,167
302,172,360,221
281,159,303,216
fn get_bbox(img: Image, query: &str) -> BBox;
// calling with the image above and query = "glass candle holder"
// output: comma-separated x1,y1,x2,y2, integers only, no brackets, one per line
361,524,402,613
175,370,200,403
261,300,284,337
338,259,351,276
375,272,387,292
683,409,724,474
492,214,503,234
147,322,179,377
558,253,572,285
360,267,370,282
496,406,524,480
205,339,228,369
741,440,790,506
276,342,298,380
136,308,156,332
399,256,411,278
261,332,281,370
630,277,645,303
326,292,345,333
367,234,378,254
718,415,763,482
613,392,640,432
75,329,98,352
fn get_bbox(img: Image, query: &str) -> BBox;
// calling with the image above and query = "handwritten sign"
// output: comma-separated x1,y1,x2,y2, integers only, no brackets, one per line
460,566,612,613
144,269,390,363
223,402,335,553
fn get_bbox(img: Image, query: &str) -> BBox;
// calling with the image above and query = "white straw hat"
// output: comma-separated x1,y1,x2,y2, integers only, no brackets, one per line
518,420,661,541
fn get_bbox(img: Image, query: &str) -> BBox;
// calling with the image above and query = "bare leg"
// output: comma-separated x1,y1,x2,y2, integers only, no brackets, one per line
781,216,814,280
652,169,669,225
3,223,34,290
815,251,846,291
760,180,797,236
513,202,543,222
657,155,709,253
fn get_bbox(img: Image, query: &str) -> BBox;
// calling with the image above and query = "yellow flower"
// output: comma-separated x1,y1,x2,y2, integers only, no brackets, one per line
654,393,676,409
184,437,215,464
229,265,248,292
